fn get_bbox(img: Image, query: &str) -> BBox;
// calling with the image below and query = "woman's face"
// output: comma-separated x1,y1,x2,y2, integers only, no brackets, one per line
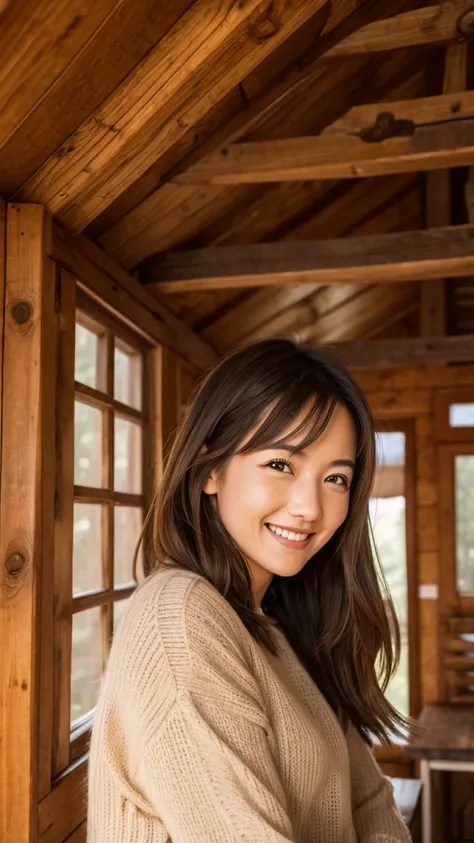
204,402,357,606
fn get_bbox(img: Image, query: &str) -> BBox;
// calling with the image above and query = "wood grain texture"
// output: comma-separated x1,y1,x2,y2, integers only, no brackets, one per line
324,335,474,368
422,42,468,337
176,91,474,185
38,757,87,843
302,283,419,344
0,0,195,196
51,224,217,370
201,176,421,349
147,224,474,294
17,0,328,230
0,204,55,843
90,0,413,242
324,0,472,57
0,0,121,151
51,269,76,778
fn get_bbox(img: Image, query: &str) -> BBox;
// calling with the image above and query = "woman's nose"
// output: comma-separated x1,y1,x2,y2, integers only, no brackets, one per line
286,478,323,524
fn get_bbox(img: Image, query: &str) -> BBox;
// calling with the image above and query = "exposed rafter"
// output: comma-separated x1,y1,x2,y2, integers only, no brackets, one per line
324,1,474,57
14,0,328,231
175,91,474,185
322,335,474,368
144,224,474,294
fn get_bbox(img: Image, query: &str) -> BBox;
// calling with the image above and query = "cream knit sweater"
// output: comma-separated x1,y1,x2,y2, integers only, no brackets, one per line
88,568,411,842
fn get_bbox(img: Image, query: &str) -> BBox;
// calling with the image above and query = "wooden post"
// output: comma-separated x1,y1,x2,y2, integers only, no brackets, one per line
0,204,56,843
422,43,468,336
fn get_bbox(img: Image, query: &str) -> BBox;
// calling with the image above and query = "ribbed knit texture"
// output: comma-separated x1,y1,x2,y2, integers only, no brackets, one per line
87,568,412,842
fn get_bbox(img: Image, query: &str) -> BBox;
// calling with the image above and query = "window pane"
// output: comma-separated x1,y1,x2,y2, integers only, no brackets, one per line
370,496,409,720
114,506,141,585
450,403,474,428
74,401,103,487
115,417,142,494
71,607,103,724
114,597,132,633
455,455,474,595
75,323,99,389
371,431,409,722
73,503,103,595
114,346,142,410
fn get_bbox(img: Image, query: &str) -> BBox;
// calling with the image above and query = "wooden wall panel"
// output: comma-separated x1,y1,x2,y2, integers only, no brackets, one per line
0,204,56,843
0,199,5,480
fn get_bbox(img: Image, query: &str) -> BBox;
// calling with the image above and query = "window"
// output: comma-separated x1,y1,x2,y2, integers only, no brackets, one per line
439,442,474,609
370,423,418,722
69,302,150,757
437,389,474,608
436,388,474,442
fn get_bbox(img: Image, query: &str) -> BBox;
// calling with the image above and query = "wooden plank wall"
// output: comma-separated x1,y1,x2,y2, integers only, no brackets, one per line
355,363,474,710
0,204,56,843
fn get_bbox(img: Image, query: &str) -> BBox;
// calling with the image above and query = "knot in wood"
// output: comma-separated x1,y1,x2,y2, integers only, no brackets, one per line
5,552,25,576
10,299,32,325
457,7,474,43
359,112,415,144
248,6,280,42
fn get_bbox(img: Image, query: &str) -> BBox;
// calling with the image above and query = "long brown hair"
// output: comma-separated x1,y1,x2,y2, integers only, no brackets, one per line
144,338,406,743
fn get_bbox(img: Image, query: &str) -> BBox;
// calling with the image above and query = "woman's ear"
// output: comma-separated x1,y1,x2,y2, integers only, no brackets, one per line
203,471,218,496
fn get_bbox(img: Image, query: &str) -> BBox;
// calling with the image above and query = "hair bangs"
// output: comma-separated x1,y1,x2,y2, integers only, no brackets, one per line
239,377,338,456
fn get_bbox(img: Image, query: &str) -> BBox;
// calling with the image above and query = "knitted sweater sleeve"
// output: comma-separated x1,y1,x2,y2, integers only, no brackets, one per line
139,575,295,843
346,724,412,842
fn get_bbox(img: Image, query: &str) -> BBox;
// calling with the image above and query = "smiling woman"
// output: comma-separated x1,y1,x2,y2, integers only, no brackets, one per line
88,337,412,843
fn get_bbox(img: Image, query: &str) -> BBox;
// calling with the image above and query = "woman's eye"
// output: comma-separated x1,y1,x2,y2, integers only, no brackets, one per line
266,458,292,473
326,474,349,488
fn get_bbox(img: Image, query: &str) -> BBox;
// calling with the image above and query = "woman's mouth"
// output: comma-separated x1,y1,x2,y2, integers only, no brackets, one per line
265,523,313,549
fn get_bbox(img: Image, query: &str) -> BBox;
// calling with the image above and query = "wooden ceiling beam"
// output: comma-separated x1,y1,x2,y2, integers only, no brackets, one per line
98,0,419,262
202,177,421,349
0,0,195,196
324,1,474,57
145,224,474,294
322,335,474,368
15,0,327,232
175,91,474,185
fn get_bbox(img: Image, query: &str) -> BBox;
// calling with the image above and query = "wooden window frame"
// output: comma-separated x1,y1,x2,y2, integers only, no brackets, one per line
435,387,474,443
53,280,155,776
438,442,474,615
373,419,419,766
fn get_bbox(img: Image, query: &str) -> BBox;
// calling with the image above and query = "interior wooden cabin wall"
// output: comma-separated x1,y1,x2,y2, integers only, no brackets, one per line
2,0,474,841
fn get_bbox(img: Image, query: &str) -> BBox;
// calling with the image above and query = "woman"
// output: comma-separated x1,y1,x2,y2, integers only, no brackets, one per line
88,338,411,842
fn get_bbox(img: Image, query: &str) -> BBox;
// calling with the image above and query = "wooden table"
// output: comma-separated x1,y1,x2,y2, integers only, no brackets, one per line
406,704,474,843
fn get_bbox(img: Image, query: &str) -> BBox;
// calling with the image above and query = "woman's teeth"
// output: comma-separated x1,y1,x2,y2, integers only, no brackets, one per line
267,524,309,542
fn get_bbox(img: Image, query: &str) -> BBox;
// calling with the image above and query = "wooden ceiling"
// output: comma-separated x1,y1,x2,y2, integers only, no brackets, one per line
2,0,474,358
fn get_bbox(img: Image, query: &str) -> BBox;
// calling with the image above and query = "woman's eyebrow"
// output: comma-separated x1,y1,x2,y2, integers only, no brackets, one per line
330,459,356,471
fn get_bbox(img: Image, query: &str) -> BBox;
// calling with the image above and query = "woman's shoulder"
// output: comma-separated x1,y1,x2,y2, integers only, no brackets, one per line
128,565,249,650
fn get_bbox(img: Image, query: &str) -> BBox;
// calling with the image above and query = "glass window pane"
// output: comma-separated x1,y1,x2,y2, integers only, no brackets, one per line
114,346,142,411
115,417,142,494
114,597,132,633
74,401,103,487
73,503,103,595
450,403,474,428
75,323,99,389
455,455,474,595
375,431,405,466
370,496,409,720
114,506,141,586
71,607,103,724
373,433,405,499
